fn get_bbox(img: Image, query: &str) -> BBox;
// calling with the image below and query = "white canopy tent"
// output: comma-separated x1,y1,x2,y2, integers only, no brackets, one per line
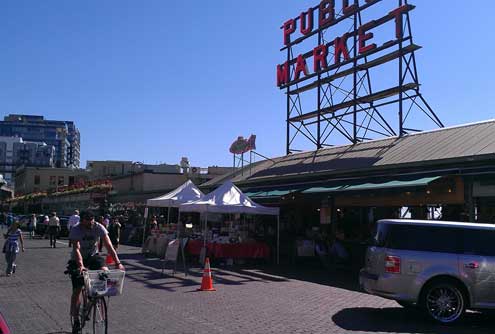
179,181,281,264
145,180,205,275
145,180,205,245
147,180,205,208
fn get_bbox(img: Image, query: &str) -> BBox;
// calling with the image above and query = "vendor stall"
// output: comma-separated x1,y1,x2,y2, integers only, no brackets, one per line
180,181,280,264
143,180,204,256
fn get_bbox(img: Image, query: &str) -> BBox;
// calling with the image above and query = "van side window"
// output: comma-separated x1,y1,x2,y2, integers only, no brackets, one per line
387,225,460,253
462,230,495,256
373,223,389,247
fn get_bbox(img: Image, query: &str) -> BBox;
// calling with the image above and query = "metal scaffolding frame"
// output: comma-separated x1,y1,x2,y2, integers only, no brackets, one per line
280,0,444,154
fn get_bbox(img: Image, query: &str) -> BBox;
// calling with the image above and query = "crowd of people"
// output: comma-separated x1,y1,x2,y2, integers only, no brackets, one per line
1,210,123,276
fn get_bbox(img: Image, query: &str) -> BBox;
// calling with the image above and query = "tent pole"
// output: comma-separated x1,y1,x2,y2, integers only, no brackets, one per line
177,211,187,276
204,211,208,247
142,207,148,247
167,207,171,225
277,215,280,265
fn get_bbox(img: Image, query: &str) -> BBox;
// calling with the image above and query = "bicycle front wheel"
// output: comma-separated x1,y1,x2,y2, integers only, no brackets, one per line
71,286,88,330
92,297,107,334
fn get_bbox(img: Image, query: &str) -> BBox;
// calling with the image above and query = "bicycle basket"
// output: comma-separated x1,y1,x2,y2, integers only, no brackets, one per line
83,270,125,297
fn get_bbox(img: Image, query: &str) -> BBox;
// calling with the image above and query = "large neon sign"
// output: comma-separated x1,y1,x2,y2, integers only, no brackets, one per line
277,0,411,87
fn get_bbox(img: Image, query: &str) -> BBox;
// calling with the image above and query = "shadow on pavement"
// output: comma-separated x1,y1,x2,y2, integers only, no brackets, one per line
120,261,198,292
332,307,494,333
250,263,362,292
118,251,364,294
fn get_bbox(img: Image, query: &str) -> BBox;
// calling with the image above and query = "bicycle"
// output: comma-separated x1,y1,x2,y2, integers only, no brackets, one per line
70,269,125,334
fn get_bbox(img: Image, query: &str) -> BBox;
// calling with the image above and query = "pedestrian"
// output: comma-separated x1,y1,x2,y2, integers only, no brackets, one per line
29,214,37,239
68,210,80,247
102,214,110,229
3,221,25,276
48,212,60,248
108,217,122,250
150,215,158,235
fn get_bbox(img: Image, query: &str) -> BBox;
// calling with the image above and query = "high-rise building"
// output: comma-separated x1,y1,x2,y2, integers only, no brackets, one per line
0,115,80,168
0,136,55,187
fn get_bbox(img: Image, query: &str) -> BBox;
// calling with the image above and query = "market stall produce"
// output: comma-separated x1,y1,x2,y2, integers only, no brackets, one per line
186,240,270,259
180,181,280,264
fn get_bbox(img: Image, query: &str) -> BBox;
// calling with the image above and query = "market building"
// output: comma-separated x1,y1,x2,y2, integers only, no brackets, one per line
7,160,233,216
14,166,88,195
198,0,492,266
203,120,495,265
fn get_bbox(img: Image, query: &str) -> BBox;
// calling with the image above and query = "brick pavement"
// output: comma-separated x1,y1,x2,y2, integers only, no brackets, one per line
0,237,493,334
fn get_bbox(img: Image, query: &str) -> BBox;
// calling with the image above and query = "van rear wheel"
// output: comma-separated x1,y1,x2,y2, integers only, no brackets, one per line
422,281,466,324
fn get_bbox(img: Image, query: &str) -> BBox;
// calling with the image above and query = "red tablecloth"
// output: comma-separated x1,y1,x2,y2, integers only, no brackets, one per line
186,240,270,259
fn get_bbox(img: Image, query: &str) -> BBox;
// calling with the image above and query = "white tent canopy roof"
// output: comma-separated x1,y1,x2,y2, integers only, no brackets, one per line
146,180,205,208
179,180,279,215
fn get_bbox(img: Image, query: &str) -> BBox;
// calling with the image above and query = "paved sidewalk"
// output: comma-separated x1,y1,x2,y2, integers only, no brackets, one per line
0,238,493,334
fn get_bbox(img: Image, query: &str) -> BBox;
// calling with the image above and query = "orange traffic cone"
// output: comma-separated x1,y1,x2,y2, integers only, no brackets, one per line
197,257,216,291
105,254,115,265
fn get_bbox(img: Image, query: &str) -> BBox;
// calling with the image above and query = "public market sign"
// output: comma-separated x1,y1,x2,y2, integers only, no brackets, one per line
276,0,413,88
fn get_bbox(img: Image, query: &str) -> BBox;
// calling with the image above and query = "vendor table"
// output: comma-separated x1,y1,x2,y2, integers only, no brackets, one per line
186,239,270,259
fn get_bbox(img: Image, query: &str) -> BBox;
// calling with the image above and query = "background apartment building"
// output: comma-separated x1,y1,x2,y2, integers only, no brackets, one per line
0,114,80,168
0,136,55,188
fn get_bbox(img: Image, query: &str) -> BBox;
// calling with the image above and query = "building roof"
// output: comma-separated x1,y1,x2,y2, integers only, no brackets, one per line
213,120,495,187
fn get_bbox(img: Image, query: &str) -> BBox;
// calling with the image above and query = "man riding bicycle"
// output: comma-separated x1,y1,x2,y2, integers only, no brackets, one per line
68,211,125,334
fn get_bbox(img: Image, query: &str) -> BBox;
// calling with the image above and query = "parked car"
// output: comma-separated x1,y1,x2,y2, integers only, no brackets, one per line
360,219,495,324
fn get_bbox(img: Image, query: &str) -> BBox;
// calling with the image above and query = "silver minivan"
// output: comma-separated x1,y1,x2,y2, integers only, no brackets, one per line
360,219,495,324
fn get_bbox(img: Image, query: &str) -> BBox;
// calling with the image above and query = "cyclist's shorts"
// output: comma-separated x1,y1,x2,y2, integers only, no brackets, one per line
67,255,105,290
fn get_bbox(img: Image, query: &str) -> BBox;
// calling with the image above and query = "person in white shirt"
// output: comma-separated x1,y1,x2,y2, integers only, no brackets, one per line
28,214,37,239
68,210,80,247
48,212,60,248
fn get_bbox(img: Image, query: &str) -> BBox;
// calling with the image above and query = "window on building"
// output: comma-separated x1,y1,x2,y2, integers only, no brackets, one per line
58,176,64,186
34,175,40,185
49,176,56,186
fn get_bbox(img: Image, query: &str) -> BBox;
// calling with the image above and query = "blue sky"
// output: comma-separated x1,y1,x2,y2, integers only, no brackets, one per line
1,1,494,168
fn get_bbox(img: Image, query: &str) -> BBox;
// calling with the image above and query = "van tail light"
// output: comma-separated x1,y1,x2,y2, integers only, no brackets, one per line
385,255,401,274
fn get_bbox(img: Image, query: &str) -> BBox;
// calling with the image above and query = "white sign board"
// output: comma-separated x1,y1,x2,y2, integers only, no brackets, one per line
165,239,180,262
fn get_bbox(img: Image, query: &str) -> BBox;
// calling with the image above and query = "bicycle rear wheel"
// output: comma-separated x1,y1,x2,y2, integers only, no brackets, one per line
92,297,107,334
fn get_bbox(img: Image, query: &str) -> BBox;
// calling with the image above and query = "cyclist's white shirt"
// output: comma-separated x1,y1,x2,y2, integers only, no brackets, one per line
69,223,108,259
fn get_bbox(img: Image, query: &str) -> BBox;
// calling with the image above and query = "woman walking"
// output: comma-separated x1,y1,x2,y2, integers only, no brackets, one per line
3,221,24,276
